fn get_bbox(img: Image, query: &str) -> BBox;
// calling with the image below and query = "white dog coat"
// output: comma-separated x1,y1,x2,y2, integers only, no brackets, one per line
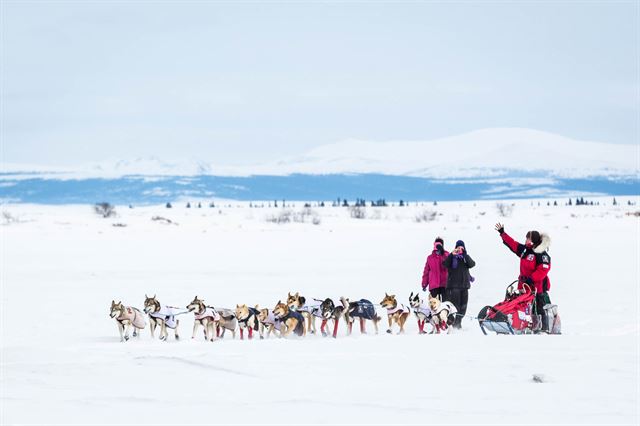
150,306,185,329
432,301,457,317
385,304,410,315
262,311,283,331
297,299,324,318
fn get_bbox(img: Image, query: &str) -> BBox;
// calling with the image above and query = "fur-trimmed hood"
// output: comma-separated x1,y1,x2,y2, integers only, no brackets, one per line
533,233,551,253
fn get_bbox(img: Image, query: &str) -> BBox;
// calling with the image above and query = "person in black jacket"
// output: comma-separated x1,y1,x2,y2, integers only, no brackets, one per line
443,240,476,329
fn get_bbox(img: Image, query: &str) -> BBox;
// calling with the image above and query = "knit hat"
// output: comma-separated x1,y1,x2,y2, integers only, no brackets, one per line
455,240,465,249
434,237,444,246
526,231,542,247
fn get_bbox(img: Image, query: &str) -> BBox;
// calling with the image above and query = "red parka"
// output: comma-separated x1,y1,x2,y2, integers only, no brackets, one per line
500,231,551,293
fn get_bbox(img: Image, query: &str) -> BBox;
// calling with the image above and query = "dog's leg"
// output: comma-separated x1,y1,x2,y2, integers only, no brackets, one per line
248,327,253,340
332,318,339,338
309,315,316,335
347,321,353,335
374,318,380,334
386,315,393,334
192,320,200,339
398,314,408,334
359,317,366,334
159,321,166,341
149,320,156,338
320,319,327,337
174,319,180,340
117,321,125,342
240,328,244,340
203,321,210,341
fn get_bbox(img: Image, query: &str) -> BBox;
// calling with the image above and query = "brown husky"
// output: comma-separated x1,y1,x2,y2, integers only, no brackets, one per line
380,293,410,334
273,301,306,337
143,295,182,341
235,304,260,340
186,296,219,342
110,300,146,342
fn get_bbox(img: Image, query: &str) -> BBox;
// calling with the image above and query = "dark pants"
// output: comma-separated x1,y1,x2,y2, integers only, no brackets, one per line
535,292,551,332
445,288,468,328
429,287,446,300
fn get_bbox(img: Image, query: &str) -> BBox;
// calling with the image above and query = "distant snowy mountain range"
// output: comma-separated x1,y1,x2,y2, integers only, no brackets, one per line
3,128,639,179
2,128,638,203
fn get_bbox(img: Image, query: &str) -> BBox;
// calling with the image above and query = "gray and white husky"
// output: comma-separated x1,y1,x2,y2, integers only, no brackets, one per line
143,295,183,341
110,300,146,342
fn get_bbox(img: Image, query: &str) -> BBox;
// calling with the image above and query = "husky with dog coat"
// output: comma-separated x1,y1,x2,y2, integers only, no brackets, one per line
343,298,381,335
256,306,282,339
186,296,220,342
235,304,260,340
286,292,323,334
213,307,238,339
380,293,411,334
110,300,146,342
409,292,433,334
319,297,348,338
428,295,457,334
143,295,184,341
273,301,306,337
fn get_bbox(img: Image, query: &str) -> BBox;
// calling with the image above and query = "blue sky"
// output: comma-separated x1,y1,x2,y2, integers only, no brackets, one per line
2,1,638,166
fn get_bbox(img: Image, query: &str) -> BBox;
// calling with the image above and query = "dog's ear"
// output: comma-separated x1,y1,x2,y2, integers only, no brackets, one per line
294,292,299,298
254,304,259,309
111,299,115,305
409,291,414,299
390,294,395,299
118,301,121,305
385,292,389,297
145,294,148,299
153,294,156,299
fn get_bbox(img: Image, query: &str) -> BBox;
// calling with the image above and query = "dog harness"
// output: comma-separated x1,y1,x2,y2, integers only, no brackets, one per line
117,306,146,329
194,306,220,322
238,307,260,331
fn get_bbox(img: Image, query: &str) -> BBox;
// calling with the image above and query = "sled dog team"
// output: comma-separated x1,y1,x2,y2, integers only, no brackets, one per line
109,292,458,342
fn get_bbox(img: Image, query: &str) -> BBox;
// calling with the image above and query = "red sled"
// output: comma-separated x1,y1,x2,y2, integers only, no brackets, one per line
478,281,536,335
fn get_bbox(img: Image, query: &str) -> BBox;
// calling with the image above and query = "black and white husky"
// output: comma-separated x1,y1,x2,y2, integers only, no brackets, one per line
409,292,433,334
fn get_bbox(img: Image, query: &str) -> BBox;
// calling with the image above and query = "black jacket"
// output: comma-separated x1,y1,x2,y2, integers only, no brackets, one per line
443,253,476,289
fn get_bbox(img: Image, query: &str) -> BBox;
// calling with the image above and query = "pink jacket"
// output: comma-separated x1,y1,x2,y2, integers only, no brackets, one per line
421,250,449,290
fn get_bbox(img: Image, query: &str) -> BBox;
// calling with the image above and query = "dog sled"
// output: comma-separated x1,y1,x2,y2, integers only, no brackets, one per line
477,281,561,335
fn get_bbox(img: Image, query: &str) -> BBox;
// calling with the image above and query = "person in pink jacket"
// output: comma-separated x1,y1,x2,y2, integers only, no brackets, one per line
421,237,449,299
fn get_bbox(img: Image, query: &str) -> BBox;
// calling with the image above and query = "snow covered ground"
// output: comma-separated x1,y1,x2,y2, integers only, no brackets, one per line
1,197,639,425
